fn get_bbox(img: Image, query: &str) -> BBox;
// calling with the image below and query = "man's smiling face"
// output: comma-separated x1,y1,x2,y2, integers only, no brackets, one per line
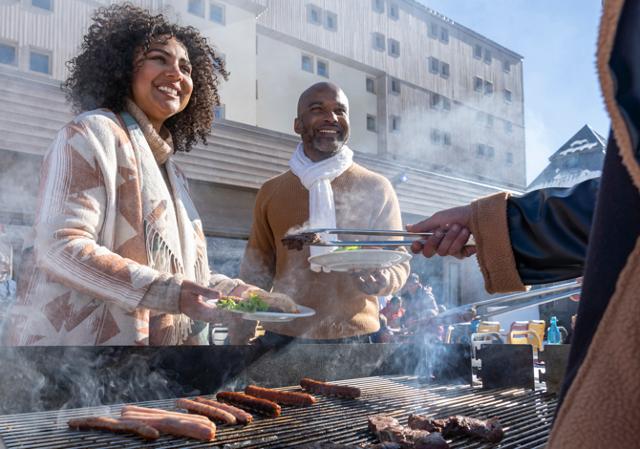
294,83,350,161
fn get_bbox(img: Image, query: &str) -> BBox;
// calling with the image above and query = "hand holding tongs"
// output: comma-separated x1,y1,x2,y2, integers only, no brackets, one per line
281,228,476,250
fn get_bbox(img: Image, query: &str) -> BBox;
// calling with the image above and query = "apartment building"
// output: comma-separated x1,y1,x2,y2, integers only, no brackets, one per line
0,0,525,304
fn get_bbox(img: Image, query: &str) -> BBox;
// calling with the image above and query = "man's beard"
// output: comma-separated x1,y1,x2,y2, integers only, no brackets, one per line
311,135,345,156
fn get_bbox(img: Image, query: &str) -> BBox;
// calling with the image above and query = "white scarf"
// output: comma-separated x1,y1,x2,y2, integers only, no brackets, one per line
289,142,354,271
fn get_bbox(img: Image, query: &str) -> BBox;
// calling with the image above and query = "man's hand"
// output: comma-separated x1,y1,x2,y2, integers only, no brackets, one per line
178,280,223,322
406,205,476,259
351,269,388,295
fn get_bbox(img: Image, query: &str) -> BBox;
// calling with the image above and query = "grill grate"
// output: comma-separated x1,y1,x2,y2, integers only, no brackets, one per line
0,376,557,449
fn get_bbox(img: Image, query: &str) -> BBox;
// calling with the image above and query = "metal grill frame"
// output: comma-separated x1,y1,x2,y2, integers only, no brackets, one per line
0,376,557,449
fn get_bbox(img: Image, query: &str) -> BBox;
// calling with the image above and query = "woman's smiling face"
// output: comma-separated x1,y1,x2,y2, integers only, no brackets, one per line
131,36,193,131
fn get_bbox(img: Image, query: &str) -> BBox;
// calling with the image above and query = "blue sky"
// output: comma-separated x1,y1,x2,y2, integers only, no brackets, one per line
420,0,609,184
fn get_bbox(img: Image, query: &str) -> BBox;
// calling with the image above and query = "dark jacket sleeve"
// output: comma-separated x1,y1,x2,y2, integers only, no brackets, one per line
508,178,599,284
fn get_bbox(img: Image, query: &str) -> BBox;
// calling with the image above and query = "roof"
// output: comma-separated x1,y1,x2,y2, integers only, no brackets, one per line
528,125,606,191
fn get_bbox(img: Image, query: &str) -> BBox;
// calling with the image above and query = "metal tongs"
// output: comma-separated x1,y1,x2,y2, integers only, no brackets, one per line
282,228,476,248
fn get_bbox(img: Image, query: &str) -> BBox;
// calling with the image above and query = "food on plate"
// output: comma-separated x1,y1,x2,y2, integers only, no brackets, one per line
408,414,503,443
176,398,236,425
67,416,160,440
281,232,323,250
300,377,361,399
216,391,282,417
334,245,361,251
120,405,216,441
244,385,317,406
217,292,300,314
194,397,254,425
368,415,449,449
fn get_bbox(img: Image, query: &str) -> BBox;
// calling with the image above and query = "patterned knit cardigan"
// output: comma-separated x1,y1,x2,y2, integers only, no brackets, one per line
5,108,230,346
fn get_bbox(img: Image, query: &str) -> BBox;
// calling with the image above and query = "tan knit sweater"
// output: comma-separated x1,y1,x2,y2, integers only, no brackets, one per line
240,163,409,339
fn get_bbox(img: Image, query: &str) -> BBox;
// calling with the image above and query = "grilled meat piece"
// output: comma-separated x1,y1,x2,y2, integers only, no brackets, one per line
368,415,449,449
176,398,236,425
68,416,160,440
260,291,300,313
408,414,503,444
120,407,216,441
216,391,281,417
367,415,449,449
194,397,253,425
300,378,361,399
282,232,323,250
245,385,317,406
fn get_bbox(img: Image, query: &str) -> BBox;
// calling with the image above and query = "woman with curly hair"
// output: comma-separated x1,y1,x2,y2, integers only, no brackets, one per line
4,4,294,346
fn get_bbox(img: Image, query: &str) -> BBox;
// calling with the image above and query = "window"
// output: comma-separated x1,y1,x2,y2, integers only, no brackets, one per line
503,60,511,73
429,57,439,74
0,42,17,66
307,4,322,25
429,23,438,39
214,104,225,120
372,33,386,51
390,115,401,132
473,44,482,59
505,120,513,134
506,152,514,164
476,144,486,157
484,80,494,95
443,132,452,146
486,115,494,128
483,49,492,64
430,129,442,144
29,50,50,74
317,59,329,78
440,28,449,44
430,93,441,109
372,0,384,13
388,2,399,20
366,77,376,94
209,2,225,24
367,114,377,132
390,78,401,95
473,76,483,92
440,62,450,79
325,11,337,31
388,38,400,57
487,146,495,159
301,54,314,73
31,0,52,10
504,89,512,103
188,0,204,17
442,97,451,111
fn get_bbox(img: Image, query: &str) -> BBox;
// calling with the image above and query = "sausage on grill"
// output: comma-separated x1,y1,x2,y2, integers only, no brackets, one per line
120,411,216,441
67,416,160,440
121,405,211,424
194,397,253,425
216,391,281,417
245,385,317,406
176,398,236,425
300,378,361,399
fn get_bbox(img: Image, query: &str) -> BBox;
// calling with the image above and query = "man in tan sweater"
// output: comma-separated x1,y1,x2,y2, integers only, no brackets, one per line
240,82,409,342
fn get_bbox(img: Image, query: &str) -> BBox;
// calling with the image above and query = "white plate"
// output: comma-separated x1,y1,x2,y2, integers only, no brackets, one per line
307,249,412,272
228,305,316,322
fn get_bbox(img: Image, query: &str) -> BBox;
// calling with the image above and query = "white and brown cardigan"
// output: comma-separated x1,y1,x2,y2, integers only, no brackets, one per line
469,1,640,446
5,105,236,346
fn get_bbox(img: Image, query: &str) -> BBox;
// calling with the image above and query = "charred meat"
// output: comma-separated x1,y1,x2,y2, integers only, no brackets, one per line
282,232,323,250
368,415,449,449
300,377,361,399
408,414,503,444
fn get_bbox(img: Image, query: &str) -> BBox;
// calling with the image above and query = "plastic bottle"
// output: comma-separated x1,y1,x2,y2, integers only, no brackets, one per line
547,316,562,344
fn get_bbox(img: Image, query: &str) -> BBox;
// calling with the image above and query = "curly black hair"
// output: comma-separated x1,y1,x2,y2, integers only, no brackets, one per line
63,3,228,152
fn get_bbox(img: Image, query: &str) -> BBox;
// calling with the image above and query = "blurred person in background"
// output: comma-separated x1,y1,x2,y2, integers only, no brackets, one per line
407,1,640,445
240,82,409,345
3,4,293,346
380,296,405,330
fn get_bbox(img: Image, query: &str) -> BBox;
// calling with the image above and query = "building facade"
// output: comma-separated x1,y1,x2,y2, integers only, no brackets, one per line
0,0,525,306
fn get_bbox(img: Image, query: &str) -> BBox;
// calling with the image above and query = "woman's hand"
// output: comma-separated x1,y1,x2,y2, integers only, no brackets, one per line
406,205,476,259
178,280,223,322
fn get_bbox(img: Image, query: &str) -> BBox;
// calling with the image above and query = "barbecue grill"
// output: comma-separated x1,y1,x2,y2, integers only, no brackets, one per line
0,375,557,449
